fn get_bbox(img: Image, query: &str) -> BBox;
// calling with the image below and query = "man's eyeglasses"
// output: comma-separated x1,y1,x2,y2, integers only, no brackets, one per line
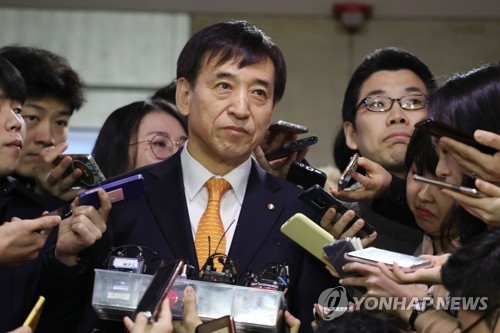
129,134,186,160
356,93,428,112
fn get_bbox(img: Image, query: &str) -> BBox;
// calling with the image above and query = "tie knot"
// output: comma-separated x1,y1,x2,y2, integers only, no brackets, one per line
206,177,231,201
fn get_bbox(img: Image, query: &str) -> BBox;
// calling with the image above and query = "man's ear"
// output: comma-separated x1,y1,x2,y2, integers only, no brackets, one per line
343,121,359,151
176,77,191,116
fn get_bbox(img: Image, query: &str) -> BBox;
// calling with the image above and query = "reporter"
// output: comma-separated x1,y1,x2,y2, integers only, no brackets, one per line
439,129,500,185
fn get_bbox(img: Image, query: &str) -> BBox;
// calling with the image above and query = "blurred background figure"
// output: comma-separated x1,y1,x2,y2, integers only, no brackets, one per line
92,98,187,178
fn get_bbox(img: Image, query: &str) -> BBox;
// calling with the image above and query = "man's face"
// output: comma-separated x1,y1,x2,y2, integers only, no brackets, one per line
344,70,428,177
16,97,71,178
0,91,25,177
177,56,276,173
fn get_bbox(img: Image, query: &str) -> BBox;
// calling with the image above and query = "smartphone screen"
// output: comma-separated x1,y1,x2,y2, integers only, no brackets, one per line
132,260,184,322
345,247,431,272
412,174,484,197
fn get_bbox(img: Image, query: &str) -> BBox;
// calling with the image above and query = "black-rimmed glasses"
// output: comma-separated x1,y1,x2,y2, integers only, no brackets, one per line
129,134,186,160
356,93,428,112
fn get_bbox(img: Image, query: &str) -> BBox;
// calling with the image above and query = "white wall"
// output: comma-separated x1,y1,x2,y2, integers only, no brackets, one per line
0,8,190,129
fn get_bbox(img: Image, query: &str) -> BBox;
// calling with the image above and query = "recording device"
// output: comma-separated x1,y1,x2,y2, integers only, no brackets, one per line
280,213,334,265
105,245,159,274
344,247,432,272
45,204,73,219
286,161,327,189
245,263,290,292
199,221,238,285
196,315,236,333
78,174,145,209
415,118,497,155
338,153,360,190
413,174,485,197
265,136,318,161
268,120,309,135
298,185,375,238
53,153,106,187
132,260,185,322
199,253,237,285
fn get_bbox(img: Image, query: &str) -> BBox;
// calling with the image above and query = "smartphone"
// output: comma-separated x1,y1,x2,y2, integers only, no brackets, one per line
413,174,484,197
344,247,432,272
265,136,318,161
195,315,236,333
322,239,357,278
132,260,185,322
286,161,327,189
338,153,360,190
280,213,334,265
415,118,497,155
23,295,45,330
298,185,375,238
78,174,145,209
53,154,107,187
268,120,308,135
45,204,73,219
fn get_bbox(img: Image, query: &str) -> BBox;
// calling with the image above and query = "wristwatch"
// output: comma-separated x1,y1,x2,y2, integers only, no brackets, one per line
409,293,434,331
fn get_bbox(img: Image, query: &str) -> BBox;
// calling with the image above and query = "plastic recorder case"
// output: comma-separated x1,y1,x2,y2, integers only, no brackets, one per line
92,270,286,332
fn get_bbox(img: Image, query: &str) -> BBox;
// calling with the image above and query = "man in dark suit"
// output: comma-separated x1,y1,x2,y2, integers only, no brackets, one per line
47,20,332,333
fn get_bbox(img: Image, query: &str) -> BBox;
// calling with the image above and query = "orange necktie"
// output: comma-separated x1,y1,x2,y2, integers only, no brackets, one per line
195,177,232,271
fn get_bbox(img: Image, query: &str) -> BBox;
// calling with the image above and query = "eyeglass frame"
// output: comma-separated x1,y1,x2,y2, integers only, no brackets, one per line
356,93,428,112
129,133,186,160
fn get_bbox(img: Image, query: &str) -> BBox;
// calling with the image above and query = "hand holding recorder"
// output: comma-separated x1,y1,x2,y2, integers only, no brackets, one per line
54,188,112,266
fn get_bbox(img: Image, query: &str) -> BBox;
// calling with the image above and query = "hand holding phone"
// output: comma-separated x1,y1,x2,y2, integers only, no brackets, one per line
338,153,360,190
412,174,484,197
53,154,106,187
268,120,308,135
415,118,497,155
132,260,185,322
298,185,375,238
265,136,318,161
344,247,432,272
78,174,145,209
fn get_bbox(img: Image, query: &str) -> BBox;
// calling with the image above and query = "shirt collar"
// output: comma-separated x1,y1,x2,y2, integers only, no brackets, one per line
181,140,251,204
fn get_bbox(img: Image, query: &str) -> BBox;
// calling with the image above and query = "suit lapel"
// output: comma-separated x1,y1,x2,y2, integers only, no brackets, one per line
229,161,286,274
144,154,198,267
